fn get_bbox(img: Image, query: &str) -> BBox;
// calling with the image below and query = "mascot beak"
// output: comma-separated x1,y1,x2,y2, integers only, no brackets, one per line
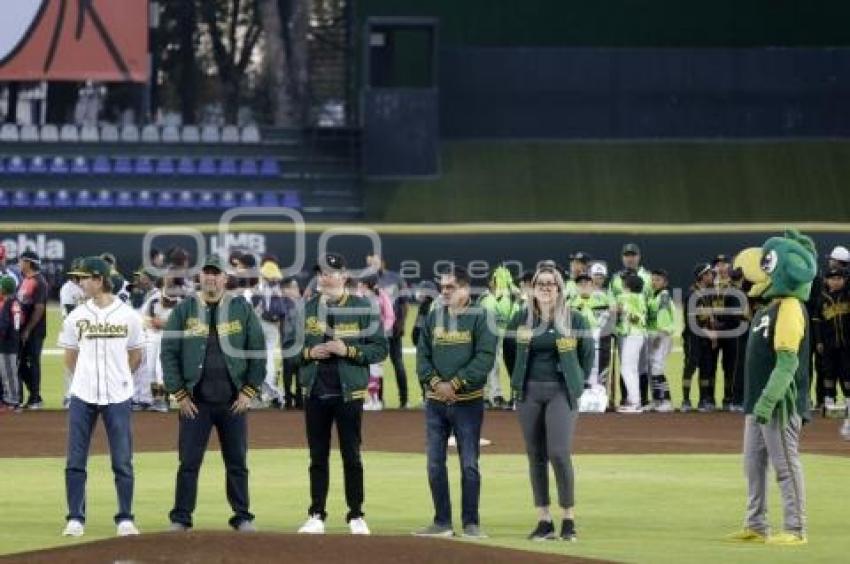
733,247,771,297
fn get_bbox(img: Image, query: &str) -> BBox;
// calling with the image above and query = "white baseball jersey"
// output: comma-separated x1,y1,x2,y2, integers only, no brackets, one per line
58,297,145,405
59,280,85,318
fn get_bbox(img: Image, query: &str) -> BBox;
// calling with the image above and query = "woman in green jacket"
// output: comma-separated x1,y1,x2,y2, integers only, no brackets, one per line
506,266,594,542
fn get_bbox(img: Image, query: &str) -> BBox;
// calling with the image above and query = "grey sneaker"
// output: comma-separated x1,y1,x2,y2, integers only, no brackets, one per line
169,522,190,532
462,524,488,539
413,523,454,537
235,520,257,533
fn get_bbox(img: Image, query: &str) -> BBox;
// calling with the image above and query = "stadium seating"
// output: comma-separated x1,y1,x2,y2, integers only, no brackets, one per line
239,158,259,176
80,125,99,143
141,125,160,143
49,156,69,174
241,125,261,143
12,189,30,207
94,189,114,207
0,124,19,142
259,157,280,177
161,125,180,143
76,189,93,207
120,125,140,143
197,157,217,175
71,156,90,174
113,157,134,175
220,191,237,208
157,190,176,207
60,124,80,142
40,124,59,143
181,126,201,143
201,126,221,143
177,190,196,208
33,190,51,208
134,156,154,175
177,157,196,175
221,125,240,143
92,156,112,174
116,190,135,208
198,190,217,209
7,156,26,173
28,156,47,173
137,190,155,208
218,157,238,175
0,190,7,206
54,189,73,207
155,157,176,175
20,125,39,142
100,124,120,142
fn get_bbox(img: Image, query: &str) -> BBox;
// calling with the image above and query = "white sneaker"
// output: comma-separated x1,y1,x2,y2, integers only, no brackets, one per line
349,517,371,535
616,404,643,414
655,400,674,413
447,435,457,447
116,520,140,536
479,437,492,447
298,515,325,534
62,519,84,537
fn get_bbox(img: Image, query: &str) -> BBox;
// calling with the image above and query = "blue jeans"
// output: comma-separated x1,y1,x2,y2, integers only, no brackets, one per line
65,397,134,524
425,399,484,527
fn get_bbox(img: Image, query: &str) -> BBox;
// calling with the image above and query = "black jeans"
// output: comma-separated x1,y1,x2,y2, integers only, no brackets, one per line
19,335,44,402
305,395,364,521
169,402,253,528
387,335,408,406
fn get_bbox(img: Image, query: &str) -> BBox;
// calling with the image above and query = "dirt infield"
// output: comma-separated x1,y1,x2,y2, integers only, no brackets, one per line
0,409,847,458
0,532,611,563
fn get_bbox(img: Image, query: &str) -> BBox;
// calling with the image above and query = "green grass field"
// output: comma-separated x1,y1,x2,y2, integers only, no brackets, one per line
0,451,846,562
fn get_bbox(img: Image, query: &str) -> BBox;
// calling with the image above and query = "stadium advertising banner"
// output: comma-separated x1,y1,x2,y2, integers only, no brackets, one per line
0,0,149,82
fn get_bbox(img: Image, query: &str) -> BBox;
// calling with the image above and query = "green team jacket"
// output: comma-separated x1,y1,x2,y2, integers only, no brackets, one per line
647,288,677,334
416,303,498,402
506,307,594,405
569,291,612,329
616,292,647,337
610,266,653,300
161,294,267,403
294,292,389,402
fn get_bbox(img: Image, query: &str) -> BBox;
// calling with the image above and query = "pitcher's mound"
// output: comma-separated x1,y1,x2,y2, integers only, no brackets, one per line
1,531,610,563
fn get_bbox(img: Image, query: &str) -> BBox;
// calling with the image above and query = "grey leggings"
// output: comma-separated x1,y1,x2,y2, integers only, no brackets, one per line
517,380,578,509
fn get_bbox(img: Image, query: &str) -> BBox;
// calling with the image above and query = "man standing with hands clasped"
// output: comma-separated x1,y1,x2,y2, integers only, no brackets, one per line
162,255,266,532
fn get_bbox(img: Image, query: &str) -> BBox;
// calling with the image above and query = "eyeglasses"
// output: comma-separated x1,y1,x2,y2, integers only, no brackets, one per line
534,281,558,289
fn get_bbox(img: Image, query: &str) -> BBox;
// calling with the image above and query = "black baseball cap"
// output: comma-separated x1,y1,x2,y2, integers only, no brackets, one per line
19,250,40,265
317,253,347,271
569,251,591,263
693,263,713,279
712,254,731,266
622,243,641,256
825,267,846,278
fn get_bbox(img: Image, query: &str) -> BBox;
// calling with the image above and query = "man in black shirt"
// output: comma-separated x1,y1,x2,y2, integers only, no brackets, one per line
17,250,48,409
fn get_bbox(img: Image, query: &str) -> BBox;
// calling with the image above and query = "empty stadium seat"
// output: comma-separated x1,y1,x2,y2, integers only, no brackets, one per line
259,158,280,177
116,190,134,208
141,125,160,143
60,124,80,142
94,189,114,207
157,190,176,207
181,126,200,143
113,157,134,175
218,157,238,175
241,125,260,143
70,156,89,174
6,156,26,173
100,124,120,142
177,190,195,208
201,126,221,143
28,156,48,174
240,191,258,206
0,190,8,206
80,125,99,143
12,190,30,207
92,156,112,174
198,191,217,208
0,124,19,142
49,156,69,174
260,192,279,207
220,191,237,208
137,190,154,208
282,191,301,208
197,157,217,175
155,157,175,175
0,157,4,174
33,190,51,207
40,124,59,142
177,157,196,175
221,125,240,143
76,189,94,207
120,125,140,143
134,156,154,175
20,125,39,142
54,189,73,207
239,158,258,176
161,125,180,143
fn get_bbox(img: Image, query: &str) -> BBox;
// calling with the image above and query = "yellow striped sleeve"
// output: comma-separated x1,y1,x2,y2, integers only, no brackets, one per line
774,298,805,353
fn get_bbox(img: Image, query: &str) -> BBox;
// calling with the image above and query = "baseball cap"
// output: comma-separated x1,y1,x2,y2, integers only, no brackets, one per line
569,251,591,263
100,252,117,266
317,253,347,271
693,263,713,279
589,263,608,277
73,257,110,278
201,254,227,273
825,267,846,278
828,246,850,263
19,250,40,265
0,275,15,295
621,243,641,256
651,268,669,279
712,254,731,265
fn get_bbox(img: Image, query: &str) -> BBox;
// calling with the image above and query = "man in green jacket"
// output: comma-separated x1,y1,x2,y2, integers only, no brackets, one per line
294,253,388,536
414,266,498,539
162,254,266,532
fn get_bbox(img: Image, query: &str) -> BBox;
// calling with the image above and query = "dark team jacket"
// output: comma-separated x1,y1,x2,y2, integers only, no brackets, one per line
161,294,267,403
812,287,850,350
505,307,594,406
293,292,389,402
682,284,715,337
416,303,498,403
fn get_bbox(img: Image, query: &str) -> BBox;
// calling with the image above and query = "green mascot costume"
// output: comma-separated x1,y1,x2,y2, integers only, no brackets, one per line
727,229,816,546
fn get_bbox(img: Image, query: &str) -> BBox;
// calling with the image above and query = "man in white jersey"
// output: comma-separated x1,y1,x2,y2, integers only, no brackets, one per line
57,257,145,538
60,258,87,408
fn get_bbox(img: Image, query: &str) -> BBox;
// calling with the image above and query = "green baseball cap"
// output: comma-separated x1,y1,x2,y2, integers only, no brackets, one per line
72,257,111,278
202,254,227,273
621,243,641,256
0,275,15,295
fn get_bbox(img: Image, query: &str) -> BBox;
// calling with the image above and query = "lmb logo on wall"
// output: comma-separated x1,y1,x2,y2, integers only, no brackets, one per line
0,0,148,82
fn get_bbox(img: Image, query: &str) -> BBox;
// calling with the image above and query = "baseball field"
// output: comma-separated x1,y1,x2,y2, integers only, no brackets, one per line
0,306,846,563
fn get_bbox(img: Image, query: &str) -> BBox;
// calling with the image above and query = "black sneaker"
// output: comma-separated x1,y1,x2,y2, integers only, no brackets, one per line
24,398,43,410
560,519,577,542
527,520,556,541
